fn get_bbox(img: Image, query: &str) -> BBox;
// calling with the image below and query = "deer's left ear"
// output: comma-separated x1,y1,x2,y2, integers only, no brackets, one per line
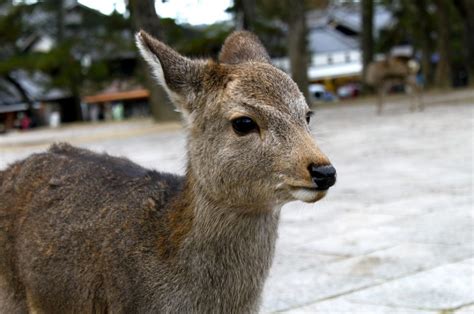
136,30,206,113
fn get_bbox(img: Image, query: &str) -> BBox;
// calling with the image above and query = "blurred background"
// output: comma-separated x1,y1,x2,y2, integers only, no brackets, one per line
1,1,473,312
0,0,472,130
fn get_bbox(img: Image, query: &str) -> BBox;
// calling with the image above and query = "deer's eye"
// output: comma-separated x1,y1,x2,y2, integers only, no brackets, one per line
306,111,313,124
231,116,258,136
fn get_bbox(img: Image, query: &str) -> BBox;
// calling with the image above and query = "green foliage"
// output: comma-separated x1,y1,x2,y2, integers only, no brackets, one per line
0,5,22,45
226,0,287,57
180,23,233,58
0,1,133,98
0,1,240,99
378,0,465,64
156,18,232,58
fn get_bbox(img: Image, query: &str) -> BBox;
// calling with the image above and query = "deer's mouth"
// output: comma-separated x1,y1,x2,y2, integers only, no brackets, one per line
289,186,327,203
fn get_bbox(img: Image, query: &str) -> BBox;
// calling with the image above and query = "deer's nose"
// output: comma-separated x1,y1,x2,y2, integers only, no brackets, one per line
308,164,336,190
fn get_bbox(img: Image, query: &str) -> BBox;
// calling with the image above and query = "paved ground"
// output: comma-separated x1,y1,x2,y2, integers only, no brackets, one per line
1,89,473,313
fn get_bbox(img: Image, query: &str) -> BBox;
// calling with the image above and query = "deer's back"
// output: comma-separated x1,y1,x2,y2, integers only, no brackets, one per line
366,58,412,86
0,143,184,312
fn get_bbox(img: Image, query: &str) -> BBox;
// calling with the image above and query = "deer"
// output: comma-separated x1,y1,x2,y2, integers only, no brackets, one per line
0,30,336,313
365,56,424,114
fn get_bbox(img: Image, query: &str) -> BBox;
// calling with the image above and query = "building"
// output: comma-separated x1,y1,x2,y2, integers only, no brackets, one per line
81,80,150,122
0,0,136,131
0,71,73,132
274,3,393,93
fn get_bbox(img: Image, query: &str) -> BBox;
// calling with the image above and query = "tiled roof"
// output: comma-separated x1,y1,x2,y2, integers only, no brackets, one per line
308,26,359,53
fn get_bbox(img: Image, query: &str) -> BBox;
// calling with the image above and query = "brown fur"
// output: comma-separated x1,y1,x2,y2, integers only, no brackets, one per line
365,56,424,114
219,32,271,64
1,144,186,312
0,31,335,313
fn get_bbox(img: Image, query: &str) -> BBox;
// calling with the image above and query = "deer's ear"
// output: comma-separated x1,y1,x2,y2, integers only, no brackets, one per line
136,30,205,113
218,31,270,64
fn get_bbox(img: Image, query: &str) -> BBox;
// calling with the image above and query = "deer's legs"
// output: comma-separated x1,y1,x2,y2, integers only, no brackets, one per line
377,86,384,115
409,86,416,112
406,78,423,112
417,87,424,111
377,82,391,115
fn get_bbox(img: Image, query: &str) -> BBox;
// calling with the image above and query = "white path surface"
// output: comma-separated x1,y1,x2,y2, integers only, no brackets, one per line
1,90,473,313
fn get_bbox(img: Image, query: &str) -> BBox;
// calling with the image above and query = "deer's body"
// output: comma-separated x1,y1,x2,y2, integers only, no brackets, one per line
0,31,335,313
366,57,424,114
0,144,277,313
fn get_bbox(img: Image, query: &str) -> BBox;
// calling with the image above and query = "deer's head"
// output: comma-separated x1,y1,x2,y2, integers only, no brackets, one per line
137,31,335,210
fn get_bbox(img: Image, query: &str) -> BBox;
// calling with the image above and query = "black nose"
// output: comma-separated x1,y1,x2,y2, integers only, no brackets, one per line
308,164,336,190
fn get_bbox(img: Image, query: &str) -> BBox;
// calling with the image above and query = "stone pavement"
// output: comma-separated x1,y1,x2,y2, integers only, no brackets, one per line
1,89,473,313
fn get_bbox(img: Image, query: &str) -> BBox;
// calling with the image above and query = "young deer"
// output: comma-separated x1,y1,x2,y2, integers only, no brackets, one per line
365,56,424,114
0,31,336,313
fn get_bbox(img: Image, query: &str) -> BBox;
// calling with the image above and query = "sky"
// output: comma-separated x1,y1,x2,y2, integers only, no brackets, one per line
77,0,233,25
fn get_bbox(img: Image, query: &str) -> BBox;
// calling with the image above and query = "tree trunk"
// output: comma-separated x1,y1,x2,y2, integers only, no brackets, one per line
55,0,65,42
235,0,257,31
454,0,474,85
464,0,474,84
54,0,82,122
361,0,374,85
414,0,432,87
434,0,452,88
129,0,178,122
287,0,309,102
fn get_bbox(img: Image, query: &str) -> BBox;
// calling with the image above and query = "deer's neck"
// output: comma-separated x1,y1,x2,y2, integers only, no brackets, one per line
175,171,281,312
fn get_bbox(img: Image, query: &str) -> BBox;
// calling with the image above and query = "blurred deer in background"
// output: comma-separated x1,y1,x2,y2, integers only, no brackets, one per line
366,56,424,114
0,31,336,313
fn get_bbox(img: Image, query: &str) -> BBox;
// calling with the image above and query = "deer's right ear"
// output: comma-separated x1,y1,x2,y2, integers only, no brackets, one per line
136,30,205,113
219,31,270,64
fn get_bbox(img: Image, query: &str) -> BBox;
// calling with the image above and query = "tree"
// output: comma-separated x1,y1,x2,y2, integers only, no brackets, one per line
128,0,178,121
54,0,82,121
383,0,435,87
361,0,374,86
1,0,135,123
413,0,433,86
463,1,474,83
227,0,286,58
53,0,65,42
237,0,311,101
0,1,32,113
454,0,474,84
287,0,309,101
434,0,452,88
234,0,257,31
